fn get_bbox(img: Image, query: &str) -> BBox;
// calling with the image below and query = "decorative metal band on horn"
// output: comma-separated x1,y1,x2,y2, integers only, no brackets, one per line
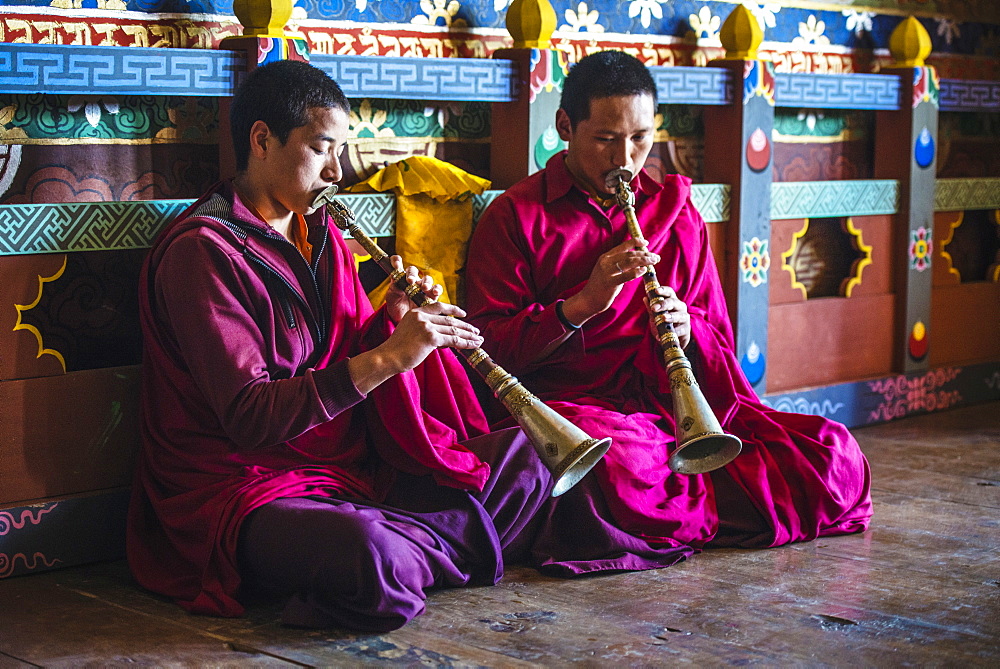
312,185,612,497
605,168,742,475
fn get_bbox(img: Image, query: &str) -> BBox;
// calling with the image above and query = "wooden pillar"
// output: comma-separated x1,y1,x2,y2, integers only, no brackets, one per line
490,0,567,189
703,5,774,393
217,0,311,179
875,16,938,373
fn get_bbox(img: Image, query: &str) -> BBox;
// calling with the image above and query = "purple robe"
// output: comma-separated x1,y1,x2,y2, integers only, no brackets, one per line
465,153,873,550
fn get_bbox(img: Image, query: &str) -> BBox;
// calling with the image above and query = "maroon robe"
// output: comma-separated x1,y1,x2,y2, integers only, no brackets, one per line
465,153,873,550
129,182,494,617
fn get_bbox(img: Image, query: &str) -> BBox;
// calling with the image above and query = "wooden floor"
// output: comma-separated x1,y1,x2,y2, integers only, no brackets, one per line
2,401,998,667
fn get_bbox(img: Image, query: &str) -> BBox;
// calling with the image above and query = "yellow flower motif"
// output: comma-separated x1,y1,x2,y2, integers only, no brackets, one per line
0,105,28,140
350,100,395,139
155,99,215,141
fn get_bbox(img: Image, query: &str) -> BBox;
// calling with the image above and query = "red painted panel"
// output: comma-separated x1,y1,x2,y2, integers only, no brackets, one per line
930,282,1000,367
767,295,896,393
0,365,139,506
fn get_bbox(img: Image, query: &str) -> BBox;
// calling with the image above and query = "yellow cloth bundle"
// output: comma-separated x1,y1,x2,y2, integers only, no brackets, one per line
347,156,491,307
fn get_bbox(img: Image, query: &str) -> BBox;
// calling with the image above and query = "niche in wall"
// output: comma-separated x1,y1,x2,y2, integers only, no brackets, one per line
940,209,1000,282
781,216,872,299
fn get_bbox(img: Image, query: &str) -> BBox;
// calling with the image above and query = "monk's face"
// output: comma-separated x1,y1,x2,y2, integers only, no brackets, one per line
557,93,656,197
253,105,350,217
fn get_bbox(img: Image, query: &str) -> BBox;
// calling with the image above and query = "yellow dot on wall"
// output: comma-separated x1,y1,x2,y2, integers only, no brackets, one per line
912,320,926,341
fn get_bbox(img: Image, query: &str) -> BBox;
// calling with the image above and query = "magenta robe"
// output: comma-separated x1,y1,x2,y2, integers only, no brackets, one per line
129,182,493,617
466,153,873,550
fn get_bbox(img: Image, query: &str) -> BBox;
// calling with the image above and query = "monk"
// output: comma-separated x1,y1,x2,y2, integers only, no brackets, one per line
127,59,688,634
465,50,873,553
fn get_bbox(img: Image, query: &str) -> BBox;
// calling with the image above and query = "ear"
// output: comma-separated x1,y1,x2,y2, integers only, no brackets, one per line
247,120,271,161
555,108,573,142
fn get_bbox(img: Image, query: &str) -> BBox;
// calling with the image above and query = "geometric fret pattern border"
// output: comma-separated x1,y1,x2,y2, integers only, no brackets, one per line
335,193,396,237
0,186,741,256
934,178,1000,212
0,43,239,96
939,79,1000,112
4,43,996,117
649,66,732,106
774,72,901,110
0,200,193,255
0,193,509,254
771,180,899,220
691,183,730,223
473,190,503,223
312,55,515,102
27,177,1000,255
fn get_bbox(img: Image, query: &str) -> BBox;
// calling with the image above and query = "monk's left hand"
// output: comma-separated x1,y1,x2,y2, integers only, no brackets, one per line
385,256,444,324
644,285,691,348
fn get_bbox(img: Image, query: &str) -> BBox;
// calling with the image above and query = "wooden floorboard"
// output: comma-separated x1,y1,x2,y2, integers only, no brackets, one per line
1,401,998,666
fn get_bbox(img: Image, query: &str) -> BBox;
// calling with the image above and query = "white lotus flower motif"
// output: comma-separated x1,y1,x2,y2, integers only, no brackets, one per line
67,96,119,128
561,2,604,33
843,10,874,35
628,0,664,30
797,109,824,131
744,2,780,31
411,0,465,28
792,14,830,46
689,6,721,41
423,102,464,130
936,18,961,46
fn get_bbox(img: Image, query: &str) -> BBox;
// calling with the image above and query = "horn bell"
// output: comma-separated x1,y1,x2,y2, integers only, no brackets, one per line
667,370,742,474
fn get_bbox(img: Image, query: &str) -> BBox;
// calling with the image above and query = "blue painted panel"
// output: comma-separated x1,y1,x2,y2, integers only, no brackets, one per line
311,55,515,102
649,66,732,106
762,361,1000,428
0,43,239,96
775,72,900,110
939,79,1000,112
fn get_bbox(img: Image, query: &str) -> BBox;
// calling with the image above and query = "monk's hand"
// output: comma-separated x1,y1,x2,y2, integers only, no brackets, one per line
562,239,660,326
382,301,483,373
385,256,444,324
644,285,691,349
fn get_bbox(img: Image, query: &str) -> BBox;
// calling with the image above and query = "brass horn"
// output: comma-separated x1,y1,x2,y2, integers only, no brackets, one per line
606,168,742,475
312,186,612,496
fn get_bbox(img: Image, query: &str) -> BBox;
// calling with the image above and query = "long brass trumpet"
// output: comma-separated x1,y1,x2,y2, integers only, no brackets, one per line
606,168,742,474
312,186,612,497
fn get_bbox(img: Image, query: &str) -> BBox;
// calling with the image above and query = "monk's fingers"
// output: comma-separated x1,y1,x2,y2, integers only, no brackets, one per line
389,255,405,272
428,313,480,337
419,301,465,318
621,248,660,267
425,282,444,300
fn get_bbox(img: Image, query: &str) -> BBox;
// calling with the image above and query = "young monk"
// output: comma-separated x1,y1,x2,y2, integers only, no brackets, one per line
127,59,687,634
465,50,873,554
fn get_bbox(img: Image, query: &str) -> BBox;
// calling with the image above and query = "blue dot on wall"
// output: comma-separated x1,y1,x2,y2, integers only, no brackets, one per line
740,341,766,385
914,127,935,168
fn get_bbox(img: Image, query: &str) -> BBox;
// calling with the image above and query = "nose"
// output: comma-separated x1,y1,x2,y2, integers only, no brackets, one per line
322,154,342,184
610,138,630,171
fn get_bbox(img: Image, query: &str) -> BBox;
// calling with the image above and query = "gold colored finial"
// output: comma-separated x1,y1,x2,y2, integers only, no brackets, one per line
232,0,293,37
506,0,557,49
719,4,763,60
889,16,932,67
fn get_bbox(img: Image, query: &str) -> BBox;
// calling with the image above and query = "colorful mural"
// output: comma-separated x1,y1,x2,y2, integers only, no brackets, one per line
0,1,997,76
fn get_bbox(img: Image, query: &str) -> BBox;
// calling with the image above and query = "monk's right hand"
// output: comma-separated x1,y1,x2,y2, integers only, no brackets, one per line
561,239,660,326
381,302,484,374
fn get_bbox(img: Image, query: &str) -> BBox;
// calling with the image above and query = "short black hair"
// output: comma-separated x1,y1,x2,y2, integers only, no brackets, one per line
559,50,658,128
230,60,350,171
